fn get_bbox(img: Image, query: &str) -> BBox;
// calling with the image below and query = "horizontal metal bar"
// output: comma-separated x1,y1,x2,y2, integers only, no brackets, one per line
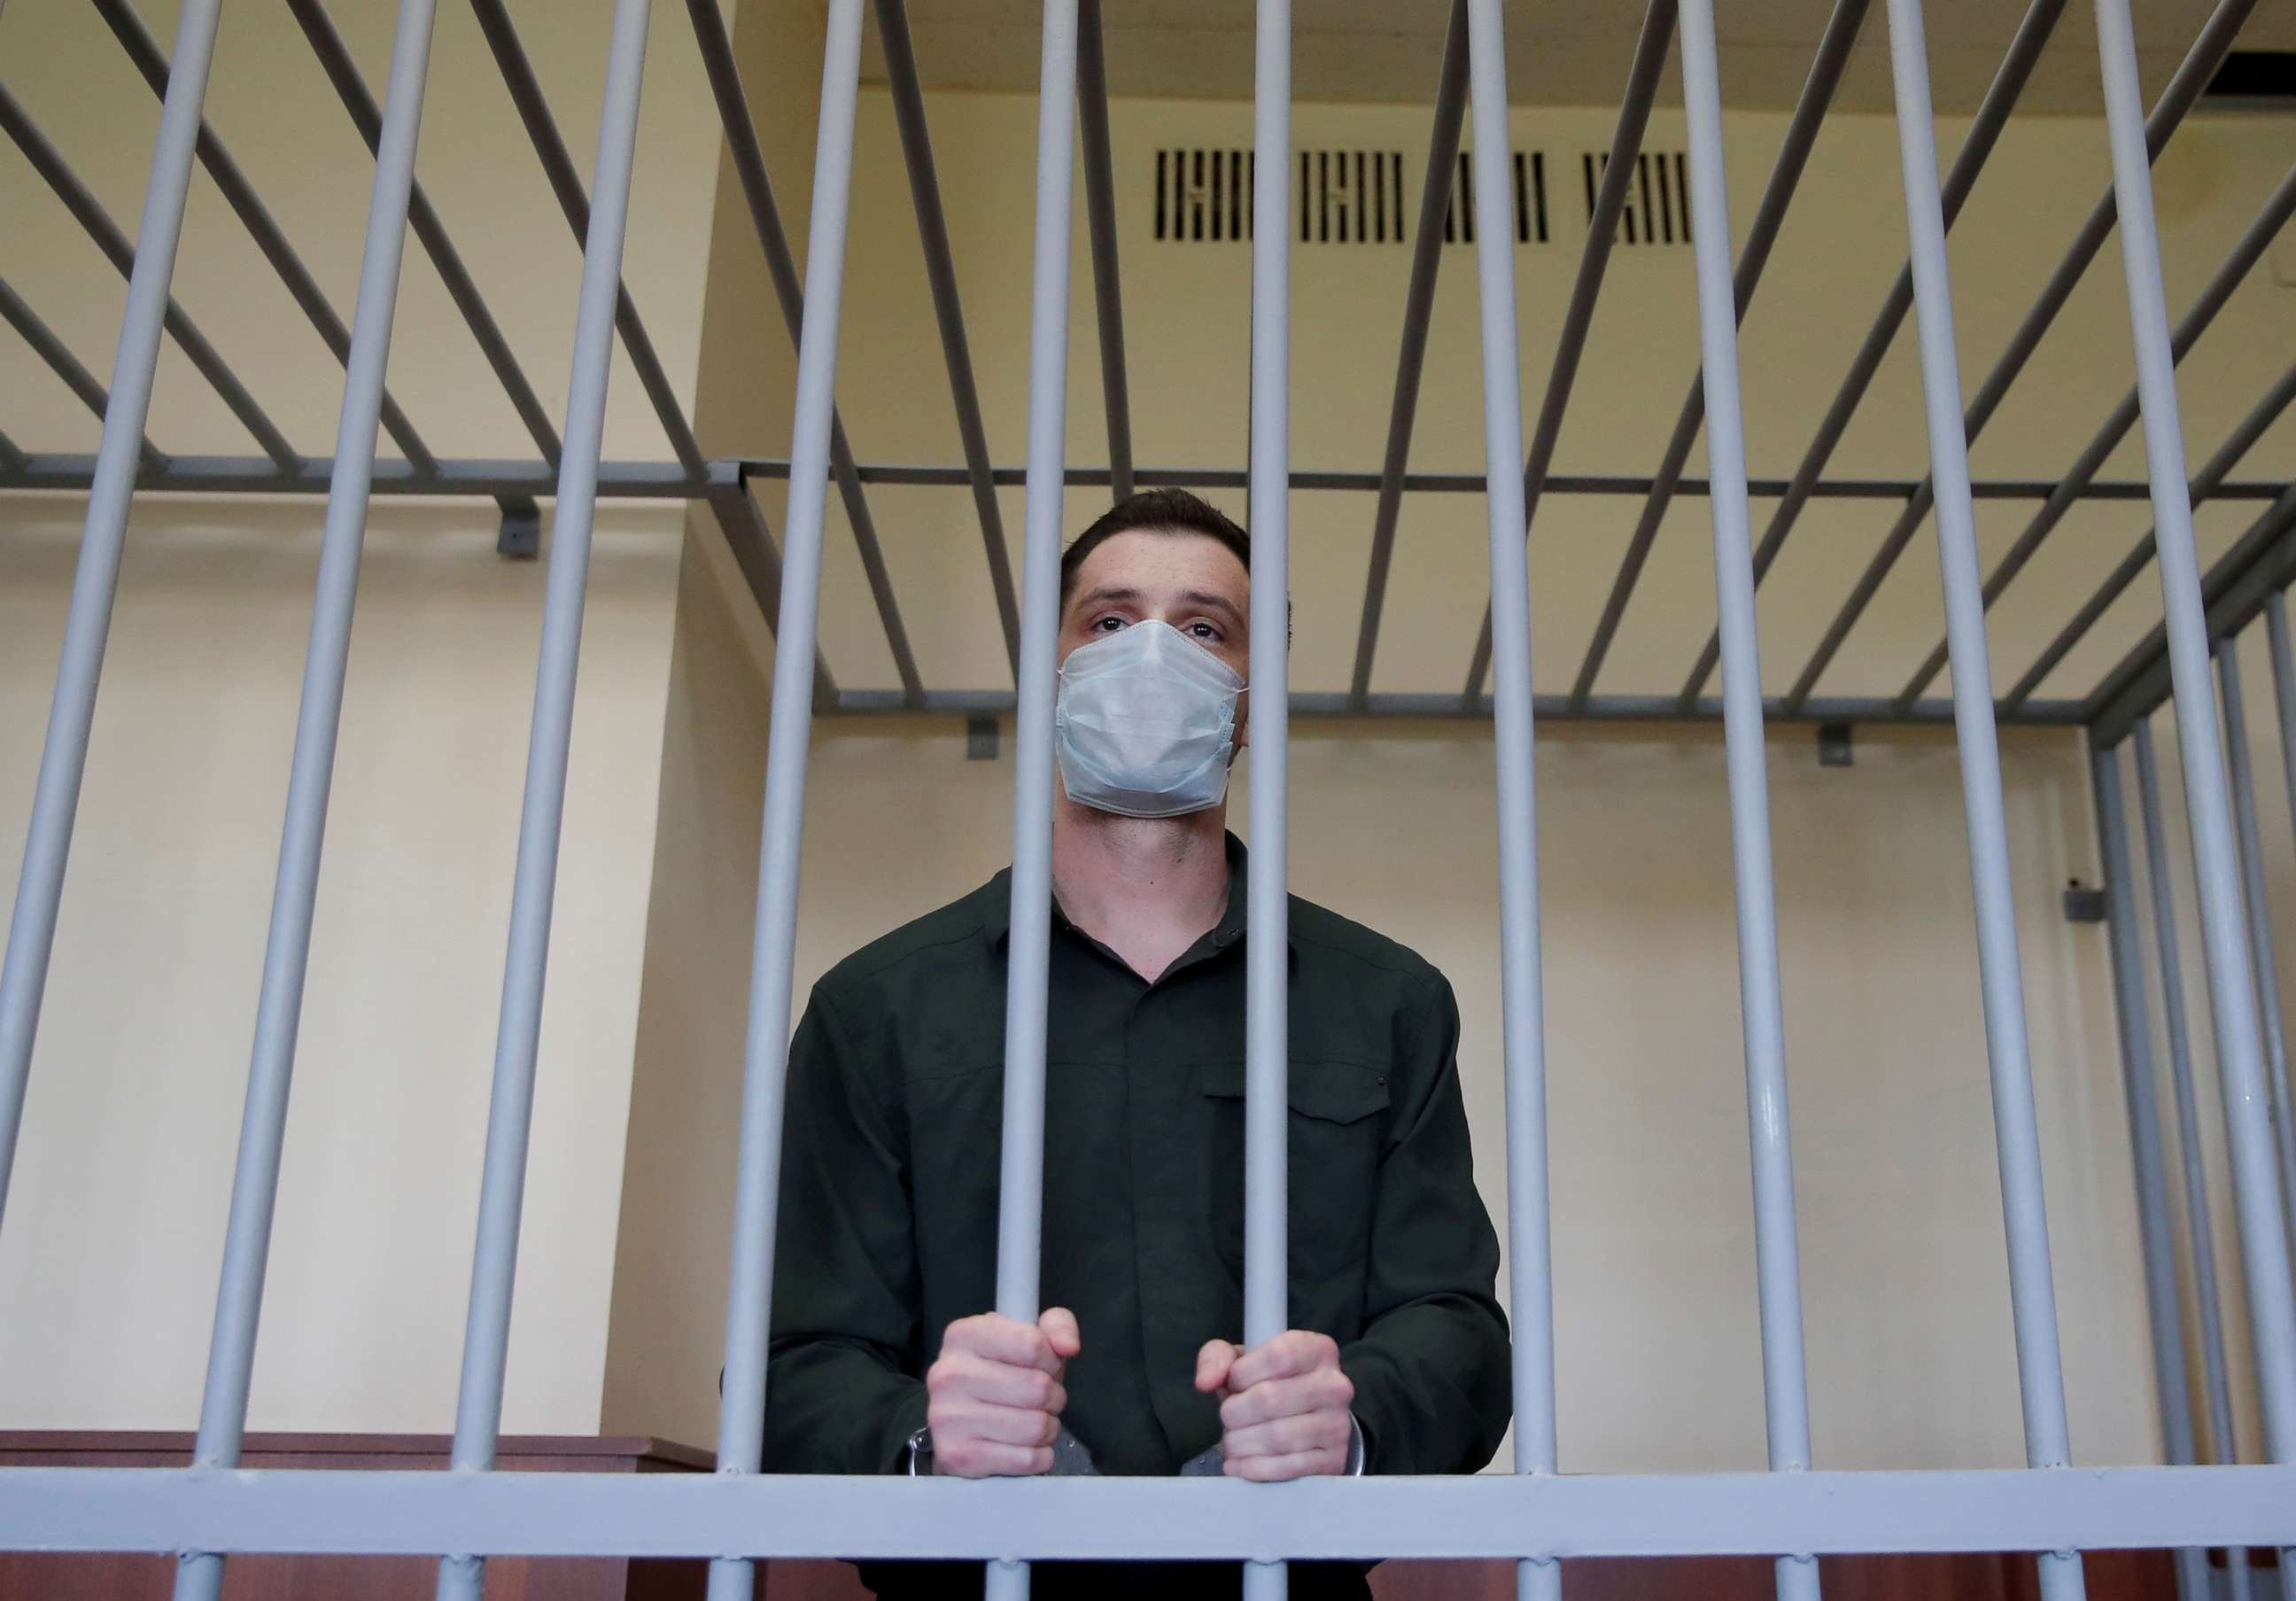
5,455,2277,514
285,0,560,467
829,688,2088,726
0,455,709,500
9,1465,2295,1562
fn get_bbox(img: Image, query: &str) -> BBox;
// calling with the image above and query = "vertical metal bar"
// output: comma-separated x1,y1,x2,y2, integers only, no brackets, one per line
0,0,222,1225
2137,719,2259,1601
432,3,653,1596
0,276,167,471
2092,8,2296,1591
1787,0,2259,713
1882,4,2085,1595
94,0,437,474
2217,645,2296,1252
1463,4,1559,1597
1677,5,1821,1597
2093,742,2209,1601
167,4,440,1597
1245,2,1292,1597
988,3,1081,1596
1454,0,1675,710
1553,0,1868,711
872,0,1023,671
702,4,865,1598
1076,0,1132,502
0,85,299,473
286,0,562,466
1346,0,1470,709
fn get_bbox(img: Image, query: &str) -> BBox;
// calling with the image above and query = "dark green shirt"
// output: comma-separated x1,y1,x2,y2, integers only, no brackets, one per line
762,837,1510,1594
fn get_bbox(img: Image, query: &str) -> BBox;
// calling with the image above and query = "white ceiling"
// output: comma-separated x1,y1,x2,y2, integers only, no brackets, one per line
856,1,2295,114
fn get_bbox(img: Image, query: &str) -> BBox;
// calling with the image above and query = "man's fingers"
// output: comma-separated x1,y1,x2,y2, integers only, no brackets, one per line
934,1440,1055,1479
1039,1306,1082,1361
1220,1411,1351,1463
1229,1329,1338,1390
1194,1340,1242,1394
1218,1366,1354,1429
942,1312,1060,1373
931,1353,1066,1412
1222,1446,1344,1482
927,1398,1062,1449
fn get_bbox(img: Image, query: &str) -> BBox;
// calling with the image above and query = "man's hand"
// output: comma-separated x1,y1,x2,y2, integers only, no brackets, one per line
1194,1330,1354,1481
924,1308,1081,1477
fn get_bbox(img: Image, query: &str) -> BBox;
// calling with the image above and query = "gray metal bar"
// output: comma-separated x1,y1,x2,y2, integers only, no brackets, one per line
0,0,221,1226
0,84,299,472
434,3,655,1596
1678,0,2067,705
2217,645,2296,1255
702,474,841,700
20,1463,2296,1562
0,454,706,497
1076,0,1132,503
681,0,925,704
285,0,561,466
989,1,1082,1595
2091,741,2209,1601
872,0,1022,671
1560,0,1871,711
168,5,441,1599
1785,0,2258,713
1462,5,1560,1598
1883,7,2083,1594
2086,484,2296,750
1451,0,1675,709
2091,4,2296,1588
1245,2,1292,1597
1677,4,1822,1597
1346,0,1470,710
2007,360,2296,711
94,0,437,475
2137,718,2258,1599
0,275,167,471
702,4,865,1597
465,0,704,478
0,429,22,475
1897,163,2296,707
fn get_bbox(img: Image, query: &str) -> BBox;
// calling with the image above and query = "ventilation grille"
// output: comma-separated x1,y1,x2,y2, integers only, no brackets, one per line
1152,147,1552,245
1582,150,1693,245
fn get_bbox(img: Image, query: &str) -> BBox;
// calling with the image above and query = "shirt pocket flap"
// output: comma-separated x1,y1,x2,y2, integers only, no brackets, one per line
1196,1058,1390,1125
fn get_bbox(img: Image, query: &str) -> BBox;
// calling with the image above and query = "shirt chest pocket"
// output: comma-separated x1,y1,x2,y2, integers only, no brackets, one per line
1198,1057,1390,1286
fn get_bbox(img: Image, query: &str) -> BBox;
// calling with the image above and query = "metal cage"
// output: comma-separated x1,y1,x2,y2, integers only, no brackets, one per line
1,0,2293,1598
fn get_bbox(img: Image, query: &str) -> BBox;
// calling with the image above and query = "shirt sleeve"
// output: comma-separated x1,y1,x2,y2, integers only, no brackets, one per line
1338,972,1513,1476
761,986,931,1475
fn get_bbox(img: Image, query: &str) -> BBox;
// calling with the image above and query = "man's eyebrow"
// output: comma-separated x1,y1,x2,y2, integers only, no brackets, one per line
1071,585,1143,612
1181,590,1244,623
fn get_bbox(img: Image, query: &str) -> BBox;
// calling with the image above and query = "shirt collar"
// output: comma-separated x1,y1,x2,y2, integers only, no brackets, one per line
982,830,1267,952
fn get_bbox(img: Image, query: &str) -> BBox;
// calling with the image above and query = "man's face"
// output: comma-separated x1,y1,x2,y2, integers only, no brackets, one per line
1059,527,1253,749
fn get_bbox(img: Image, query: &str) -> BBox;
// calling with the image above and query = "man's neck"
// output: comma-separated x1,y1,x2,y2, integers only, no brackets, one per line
1051,799,1231,983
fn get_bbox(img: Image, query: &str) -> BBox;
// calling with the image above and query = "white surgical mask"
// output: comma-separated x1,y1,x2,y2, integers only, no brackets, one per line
1055,618,1246,819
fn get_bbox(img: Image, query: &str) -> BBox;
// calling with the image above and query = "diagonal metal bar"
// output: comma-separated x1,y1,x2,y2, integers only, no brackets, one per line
1452,0,1674,710
1558,0,1872,711
681,0,923,703
1076,0,1133,504
1896,161,2296,709
0,84,299,470
1346,0,1472,709
1783,0,2258,713
0,428,23,475
0,274,167,472
286,0,559,465
873,0,1020,672
702,472,840,704
94,0,437,475
1677,0,2067,705
466,0,706,477
2005,358,2296,710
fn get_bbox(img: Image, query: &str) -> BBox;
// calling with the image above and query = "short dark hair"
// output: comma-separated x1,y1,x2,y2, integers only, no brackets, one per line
1059,488,1250,610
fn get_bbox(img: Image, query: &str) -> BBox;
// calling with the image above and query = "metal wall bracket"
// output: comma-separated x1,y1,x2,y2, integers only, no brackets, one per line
966,715,999,761
496,495,540,558
2062,881,2107,923
1818,722,1854,767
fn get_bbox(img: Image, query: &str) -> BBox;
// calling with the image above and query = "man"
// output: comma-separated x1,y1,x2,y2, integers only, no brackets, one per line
764,489,1509,1598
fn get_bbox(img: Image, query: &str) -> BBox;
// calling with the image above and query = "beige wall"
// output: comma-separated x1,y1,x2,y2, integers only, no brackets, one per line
0,0,721,1430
